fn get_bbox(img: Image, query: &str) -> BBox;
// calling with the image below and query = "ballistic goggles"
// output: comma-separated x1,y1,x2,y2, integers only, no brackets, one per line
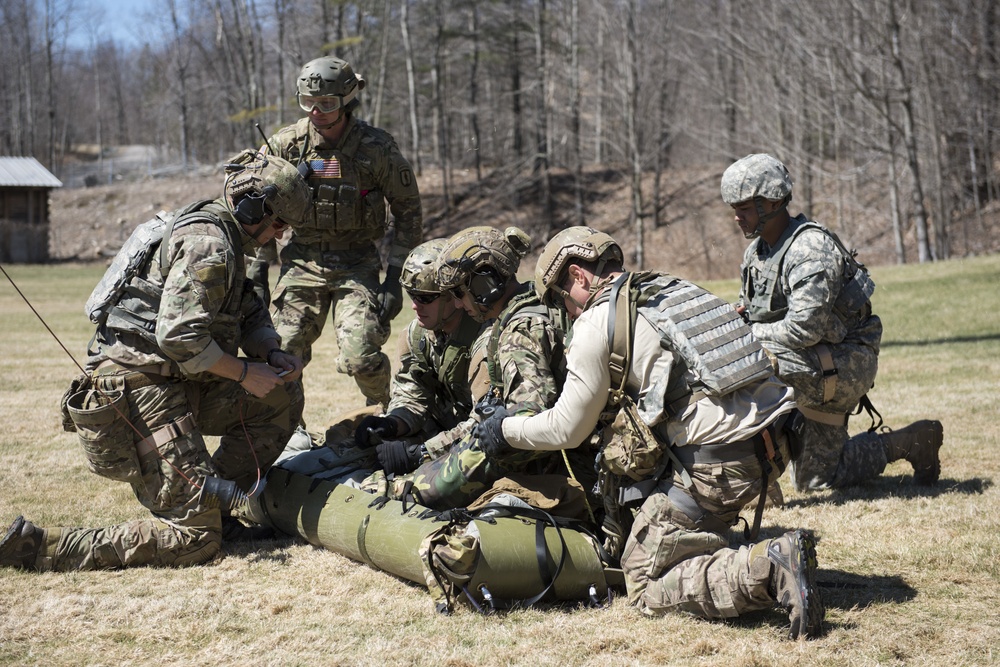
298,94,345,114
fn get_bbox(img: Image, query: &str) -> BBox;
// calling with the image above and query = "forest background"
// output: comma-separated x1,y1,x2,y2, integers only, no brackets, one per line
2,0,1000,279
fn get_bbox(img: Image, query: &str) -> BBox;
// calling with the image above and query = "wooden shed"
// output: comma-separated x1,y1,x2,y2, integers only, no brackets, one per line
0,157,63,263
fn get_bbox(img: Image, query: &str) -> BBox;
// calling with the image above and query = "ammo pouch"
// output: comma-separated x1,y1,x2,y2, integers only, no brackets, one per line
314,182,362,231
66,386,141,484
598,398,668,483
60,373,92,433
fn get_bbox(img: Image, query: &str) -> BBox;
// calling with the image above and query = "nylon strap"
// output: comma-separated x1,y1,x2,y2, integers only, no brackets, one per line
815,343,838,403
135,413,196,457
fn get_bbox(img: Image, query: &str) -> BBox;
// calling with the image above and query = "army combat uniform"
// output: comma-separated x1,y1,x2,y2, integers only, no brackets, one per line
264,116,422,405
40,200,304,571
739,214,885,491
388,286,567,509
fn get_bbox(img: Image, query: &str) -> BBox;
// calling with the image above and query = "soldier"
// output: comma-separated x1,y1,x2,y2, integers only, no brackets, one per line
474,226,824,639
721,153,943,491
373,225,570,510
353,238,486,475
258,55,423,407
0,150,310,572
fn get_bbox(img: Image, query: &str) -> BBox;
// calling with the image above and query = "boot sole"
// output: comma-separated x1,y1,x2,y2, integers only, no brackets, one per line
786,530,825,640
913,420,944,485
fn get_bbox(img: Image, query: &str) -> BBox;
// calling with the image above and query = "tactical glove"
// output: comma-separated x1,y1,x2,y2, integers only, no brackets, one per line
376,441,425,476
354,415,400,448
473,407,511,459
377,264,404,326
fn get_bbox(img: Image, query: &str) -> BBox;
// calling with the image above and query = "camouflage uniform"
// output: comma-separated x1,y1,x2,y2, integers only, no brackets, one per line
36,199,304,571
740,213,885,491
265,116,422,405
388,312,484,442
389,286,567,510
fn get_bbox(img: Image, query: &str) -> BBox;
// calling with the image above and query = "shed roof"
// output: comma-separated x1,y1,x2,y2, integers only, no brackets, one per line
0,157,63,188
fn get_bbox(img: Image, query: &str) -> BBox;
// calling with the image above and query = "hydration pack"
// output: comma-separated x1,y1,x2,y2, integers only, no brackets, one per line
84,200,217,326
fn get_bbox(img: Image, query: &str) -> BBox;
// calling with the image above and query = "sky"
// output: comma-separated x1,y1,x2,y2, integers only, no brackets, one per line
69,0,158,49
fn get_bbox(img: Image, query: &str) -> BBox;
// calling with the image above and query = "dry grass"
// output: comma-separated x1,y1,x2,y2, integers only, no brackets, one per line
2,255,999,667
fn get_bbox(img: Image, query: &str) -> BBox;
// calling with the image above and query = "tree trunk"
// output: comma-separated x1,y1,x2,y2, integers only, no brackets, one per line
625,0,643,268
888,0,932,262
570,0,584,224
400,0,421,173
468,3,482,181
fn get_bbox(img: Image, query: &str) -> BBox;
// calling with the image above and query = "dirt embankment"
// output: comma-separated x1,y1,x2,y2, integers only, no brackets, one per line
49,163,1000,281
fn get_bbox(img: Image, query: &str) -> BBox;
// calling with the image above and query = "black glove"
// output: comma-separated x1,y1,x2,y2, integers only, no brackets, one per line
376,441,424,476
473,407,511,459
377,264,404,326
354,415,399,448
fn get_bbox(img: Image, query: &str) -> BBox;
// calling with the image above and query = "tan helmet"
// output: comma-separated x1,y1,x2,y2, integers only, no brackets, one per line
296,56,365,113
534,226,623,307
720,153,793,205
437,226,531,307
401,238,448,295
223,149,312,227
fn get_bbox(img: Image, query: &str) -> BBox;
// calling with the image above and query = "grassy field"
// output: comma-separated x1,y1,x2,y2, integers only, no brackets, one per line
1,255,998,666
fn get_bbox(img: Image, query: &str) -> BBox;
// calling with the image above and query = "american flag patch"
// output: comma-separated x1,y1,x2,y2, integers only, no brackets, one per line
310,158,342,178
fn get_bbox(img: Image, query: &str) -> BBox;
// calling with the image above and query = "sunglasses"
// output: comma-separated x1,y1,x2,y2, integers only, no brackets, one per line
408,292,441,305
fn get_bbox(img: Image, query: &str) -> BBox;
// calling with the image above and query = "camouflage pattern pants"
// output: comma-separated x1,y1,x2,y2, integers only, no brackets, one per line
40,373,303,572
621,435,790,619
272,243,391,406
770,332,886,491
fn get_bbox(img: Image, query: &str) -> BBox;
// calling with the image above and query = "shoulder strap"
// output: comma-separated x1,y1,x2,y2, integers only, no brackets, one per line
606,272,635,406
157,199,219,279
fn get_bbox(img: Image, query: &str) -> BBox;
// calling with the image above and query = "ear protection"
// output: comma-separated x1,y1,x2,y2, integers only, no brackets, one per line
466,265,506,308
232,184,278,226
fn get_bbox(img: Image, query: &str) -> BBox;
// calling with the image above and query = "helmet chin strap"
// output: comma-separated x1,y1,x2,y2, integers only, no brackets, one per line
434,301,462,332
312,112,347,132
745,195,791,239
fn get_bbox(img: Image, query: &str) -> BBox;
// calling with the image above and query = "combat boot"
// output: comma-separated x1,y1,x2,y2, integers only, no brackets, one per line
881,420,944,485
764,529,824,640
0,516,43,570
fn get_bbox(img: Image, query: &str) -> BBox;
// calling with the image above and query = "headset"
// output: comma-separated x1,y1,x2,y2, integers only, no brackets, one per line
227,157,314,227
232,184,278,226
464,262,507,308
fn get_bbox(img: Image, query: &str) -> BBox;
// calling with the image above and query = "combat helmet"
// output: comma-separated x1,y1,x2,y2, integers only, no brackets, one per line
721,154,794,239
223,149,312,228
401,238,449,296
720,154,793,205
437,226,531,308
534,226,623,308
296,56,365,113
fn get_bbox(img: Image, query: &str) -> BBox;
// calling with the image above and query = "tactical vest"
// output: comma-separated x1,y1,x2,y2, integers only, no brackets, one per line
485,286,565,393
274,118,386,235
407,314,482,428
598,272,773,418
743,216,876,327
86,201,246,348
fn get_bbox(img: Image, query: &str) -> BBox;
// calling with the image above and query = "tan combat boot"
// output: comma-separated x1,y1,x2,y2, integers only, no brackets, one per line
760,529,825,640
0,516,43,570
881,420,944,485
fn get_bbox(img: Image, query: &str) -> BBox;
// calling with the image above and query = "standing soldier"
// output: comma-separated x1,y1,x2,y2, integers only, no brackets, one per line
0,151,310,572
354,238,486,475
259,55,423,407
721,153,943,492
